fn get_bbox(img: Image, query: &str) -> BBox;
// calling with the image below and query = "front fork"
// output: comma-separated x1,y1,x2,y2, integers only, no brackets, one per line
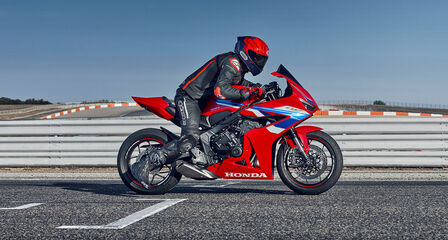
287,129,310,161
283,126,323,160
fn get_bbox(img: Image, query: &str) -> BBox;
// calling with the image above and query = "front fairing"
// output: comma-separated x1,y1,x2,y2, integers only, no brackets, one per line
237,65,318,135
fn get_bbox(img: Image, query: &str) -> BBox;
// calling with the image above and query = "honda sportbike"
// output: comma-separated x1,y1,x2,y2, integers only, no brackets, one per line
117,65,343,195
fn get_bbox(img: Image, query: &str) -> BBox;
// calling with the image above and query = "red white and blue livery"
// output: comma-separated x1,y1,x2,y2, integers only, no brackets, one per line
118,65,343,195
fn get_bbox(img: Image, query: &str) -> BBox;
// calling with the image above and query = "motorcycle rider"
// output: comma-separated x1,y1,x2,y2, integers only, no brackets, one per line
131,36,269,186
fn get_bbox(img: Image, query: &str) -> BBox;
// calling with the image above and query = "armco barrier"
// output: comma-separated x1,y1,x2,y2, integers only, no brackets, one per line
0,117,447,167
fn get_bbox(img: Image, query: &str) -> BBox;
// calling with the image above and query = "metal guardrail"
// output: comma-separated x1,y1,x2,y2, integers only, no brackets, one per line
319,100,448,110
0,117,447,167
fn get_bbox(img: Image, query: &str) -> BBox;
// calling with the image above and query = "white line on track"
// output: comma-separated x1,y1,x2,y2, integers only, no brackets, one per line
192,181,241,188
57,199,186,230
135,198,186,201
0,203,45,210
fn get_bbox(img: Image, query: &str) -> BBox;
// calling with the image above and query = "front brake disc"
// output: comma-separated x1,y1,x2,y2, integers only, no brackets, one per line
295,145,327,180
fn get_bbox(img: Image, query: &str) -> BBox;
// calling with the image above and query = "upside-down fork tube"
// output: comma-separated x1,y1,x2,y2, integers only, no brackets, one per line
283,126,323,154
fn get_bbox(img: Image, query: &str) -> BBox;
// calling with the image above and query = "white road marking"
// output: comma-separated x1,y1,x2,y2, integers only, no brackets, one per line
135,198,185,201
192,181,240,188
0,203,45,210
57,199,186,230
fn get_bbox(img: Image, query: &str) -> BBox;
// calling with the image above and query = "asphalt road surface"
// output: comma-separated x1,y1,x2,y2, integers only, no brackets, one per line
0,179,447,239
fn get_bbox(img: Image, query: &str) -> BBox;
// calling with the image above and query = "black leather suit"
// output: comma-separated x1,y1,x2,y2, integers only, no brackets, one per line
161,52,256,163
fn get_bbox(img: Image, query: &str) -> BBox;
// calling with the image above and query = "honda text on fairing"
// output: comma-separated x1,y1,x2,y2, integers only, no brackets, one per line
117,65,343,195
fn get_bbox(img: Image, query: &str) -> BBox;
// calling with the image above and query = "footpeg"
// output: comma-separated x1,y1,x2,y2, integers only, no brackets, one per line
190,147,208,165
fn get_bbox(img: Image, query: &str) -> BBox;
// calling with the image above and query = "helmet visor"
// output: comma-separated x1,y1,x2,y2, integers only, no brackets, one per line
248,50,268,71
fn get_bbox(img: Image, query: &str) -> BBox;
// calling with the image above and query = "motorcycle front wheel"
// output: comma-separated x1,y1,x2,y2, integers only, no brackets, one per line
117,128,182,194
277,130,343,195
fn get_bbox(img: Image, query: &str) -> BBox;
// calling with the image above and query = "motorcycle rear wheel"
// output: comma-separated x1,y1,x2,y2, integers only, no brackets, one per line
117,128,182,194
277,130,343,195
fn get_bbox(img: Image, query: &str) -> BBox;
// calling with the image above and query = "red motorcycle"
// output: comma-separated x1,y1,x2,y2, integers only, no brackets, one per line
117,65,343,195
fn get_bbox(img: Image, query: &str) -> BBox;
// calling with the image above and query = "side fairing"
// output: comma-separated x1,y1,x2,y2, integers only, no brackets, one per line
207,128,278,180
201,98,239,116
206,97,311,180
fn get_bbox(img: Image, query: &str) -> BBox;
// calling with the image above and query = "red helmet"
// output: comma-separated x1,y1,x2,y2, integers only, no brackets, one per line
234,36,269,76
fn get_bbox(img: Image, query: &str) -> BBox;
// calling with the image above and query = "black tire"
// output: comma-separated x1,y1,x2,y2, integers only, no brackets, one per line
277,130,343,195
117,128,182,194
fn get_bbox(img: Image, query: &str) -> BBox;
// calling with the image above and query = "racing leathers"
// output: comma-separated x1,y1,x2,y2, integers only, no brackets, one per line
157,52,257,166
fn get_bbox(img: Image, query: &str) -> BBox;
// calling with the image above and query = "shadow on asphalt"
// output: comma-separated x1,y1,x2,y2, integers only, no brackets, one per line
26,182,294,196
21,180,448,197
170,187,293,195
337,181,448,186
51,182,136,197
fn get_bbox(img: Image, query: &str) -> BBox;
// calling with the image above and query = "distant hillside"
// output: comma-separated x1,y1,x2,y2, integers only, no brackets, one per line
0,97,51,105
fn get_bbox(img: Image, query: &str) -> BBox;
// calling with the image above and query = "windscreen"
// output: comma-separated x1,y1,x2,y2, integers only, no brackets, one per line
275,64,303,88
274,64,317,107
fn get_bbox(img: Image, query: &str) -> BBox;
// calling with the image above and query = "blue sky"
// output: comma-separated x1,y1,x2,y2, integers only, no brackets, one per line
0,0,447,104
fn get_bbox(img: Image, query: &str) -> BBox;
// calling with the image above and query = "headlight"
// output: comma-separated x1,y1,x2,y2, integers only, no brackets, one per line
300,98,317,112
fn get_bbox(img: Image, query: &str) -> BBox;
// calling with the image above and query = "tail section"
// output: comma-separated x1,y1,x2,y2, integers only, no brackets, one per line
132,96,176,120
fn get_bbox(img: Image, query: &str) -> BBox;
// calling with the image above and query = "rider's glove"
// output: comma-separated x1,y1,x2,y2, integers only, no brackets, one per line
240,88,264,100
251,87,264,98
252,83,267,98
240,89,251,100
